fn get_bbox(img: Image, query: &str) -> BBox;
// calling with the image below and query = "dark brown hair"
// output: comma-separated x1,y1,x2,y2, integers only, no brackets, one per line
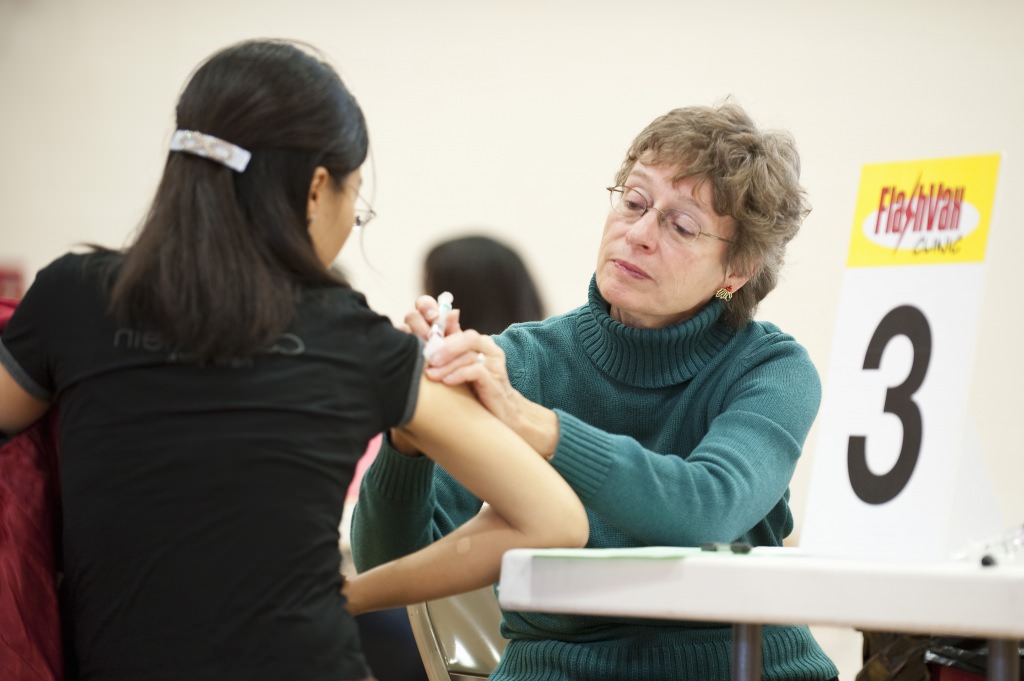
108,39,368,360
423,235,544,335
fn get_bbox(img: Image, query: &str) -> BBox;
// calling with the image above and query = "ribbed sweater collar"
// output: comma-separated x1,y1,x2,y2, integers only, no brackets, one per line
576,276,735,388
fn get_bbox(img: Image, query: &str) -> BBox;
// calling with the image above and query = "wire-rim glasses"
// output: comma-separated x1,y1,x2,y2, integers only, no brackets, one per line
607,185,733,245
354,193,377,231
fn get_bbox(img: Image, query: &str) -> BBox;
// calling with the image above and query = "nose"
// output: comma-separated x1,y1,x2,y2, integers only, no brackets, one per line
625,209,661,250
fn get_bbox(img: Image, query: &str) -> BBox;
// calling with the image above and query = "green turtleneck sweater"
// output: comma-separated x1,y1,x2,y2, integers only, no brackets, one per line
352,278,838,681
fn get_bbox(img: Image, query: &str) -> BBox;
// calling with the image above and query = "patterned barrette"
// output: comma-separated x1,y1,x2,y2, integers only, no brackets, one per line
169,129,252,173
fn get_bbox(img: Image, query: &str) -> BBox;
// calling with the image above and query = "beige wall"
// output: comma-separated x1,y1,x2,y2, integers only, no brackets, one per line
2,2,1021,669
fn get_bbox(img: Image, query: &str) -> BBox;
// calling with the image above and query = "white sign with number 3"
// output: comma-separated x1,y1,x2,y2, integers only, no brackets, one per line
801,154,1003,563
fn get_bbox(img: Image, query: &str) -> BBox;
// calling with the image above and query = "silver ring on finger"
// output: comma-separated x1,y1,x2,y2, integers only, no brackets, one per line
477,352,486,364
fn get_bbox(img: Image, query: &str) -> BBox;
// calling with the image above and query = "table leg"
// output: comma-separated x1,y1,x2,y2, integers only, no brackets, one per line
732,623,762,681
987,638,1020,681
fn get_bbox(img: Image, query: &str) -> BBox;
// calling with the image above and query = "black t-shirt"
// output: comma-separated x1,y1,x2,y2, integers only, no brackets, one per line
0,252,423,681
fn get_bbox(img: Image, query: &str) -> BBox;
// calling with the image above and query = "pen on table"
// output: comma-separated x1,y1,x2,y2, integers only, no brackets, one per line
700,541,752,554
423,291,454,360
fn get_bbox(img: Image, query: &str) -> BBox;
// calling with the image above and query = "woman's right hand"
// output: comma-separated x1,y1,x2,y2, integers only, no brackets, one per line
390,294,463,457
399,294,462,340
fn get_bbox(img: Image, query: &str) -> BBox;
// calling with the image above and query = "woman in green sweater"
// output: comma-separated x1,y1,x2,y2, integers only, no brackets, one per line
351,101,839,681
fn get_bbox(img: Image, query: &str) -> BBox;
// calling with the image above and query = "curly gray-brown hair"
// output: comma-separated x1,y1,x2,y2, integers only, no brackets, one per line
614,100,810,328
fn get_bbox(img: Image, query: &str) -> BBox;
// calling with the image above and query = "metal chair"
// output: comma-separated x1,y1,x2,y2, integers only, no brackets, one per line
406,586,507,681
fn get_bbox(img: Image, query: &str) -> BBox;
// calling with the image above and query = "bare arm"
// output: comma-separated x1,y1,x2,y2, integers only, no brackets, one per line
0,362,49,436
401,295,560,457
342,377,588,614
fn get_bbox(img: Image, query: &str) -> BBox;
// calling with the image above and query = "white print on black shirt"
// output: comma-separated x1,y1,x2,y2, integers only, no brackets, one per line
113,328,306,366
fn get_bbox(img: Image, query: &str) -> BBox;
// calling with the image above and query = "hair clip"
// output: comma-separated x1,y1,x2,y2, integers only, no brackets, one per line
169,129,252,173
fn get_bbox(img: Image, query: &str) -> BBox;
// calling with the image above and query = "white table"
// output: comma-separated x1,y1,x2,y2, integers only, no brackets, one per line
498,546,1024,681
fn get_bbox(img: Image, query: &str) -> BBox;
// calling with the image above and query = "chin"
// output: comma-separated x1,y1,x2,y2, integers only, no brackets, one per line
597,283,637,316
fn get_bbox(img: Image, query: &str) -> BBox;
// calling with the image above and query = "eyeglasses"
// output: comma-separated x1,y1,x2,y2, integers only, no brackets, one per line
607,185,733,245
354,193,376,230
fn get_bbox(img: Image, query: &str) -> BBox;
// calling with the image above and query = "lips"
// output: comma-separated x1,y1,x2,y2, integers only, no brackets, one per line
612,259,651,280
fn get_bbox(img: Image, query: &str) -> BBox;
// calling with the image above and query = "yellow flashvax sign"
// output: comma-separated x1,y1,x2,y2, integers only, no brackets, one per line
847,154,1001,267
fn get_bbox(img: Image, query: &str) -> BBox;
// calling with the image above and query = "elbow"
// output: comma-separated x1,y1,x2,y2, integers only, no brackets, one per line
549,497,590,549
569,500,590,547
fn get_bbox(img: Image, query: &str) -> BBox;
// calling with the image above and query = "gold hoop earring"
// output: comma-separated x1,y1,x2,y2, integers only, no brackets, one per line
715,287,733,302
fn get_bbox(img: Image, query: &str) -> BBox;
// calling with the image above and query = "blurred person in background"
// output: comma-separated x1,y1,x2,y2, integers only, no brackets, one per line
422,234,544,335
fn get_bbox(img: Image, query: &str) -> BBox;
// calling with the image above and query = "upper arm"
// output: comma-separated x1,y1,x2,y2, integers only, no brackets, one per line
0,361,50,436
400,379,539,497
400,378,588,547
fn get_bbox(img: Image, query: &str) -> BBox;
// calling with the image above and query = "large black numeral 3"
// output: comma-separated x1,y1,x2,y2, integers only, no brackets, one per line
848,305,932,504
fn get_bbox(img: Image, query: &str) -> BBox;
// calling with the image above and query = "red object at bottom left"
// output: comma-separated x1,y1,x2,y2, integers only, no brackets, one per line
0,298,64,681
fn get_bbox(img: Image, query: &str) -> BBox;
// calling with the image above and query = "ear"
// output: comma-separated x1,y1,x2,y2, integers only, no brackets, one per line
722,256,759,294
724,270,752,294
306,166,331,225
